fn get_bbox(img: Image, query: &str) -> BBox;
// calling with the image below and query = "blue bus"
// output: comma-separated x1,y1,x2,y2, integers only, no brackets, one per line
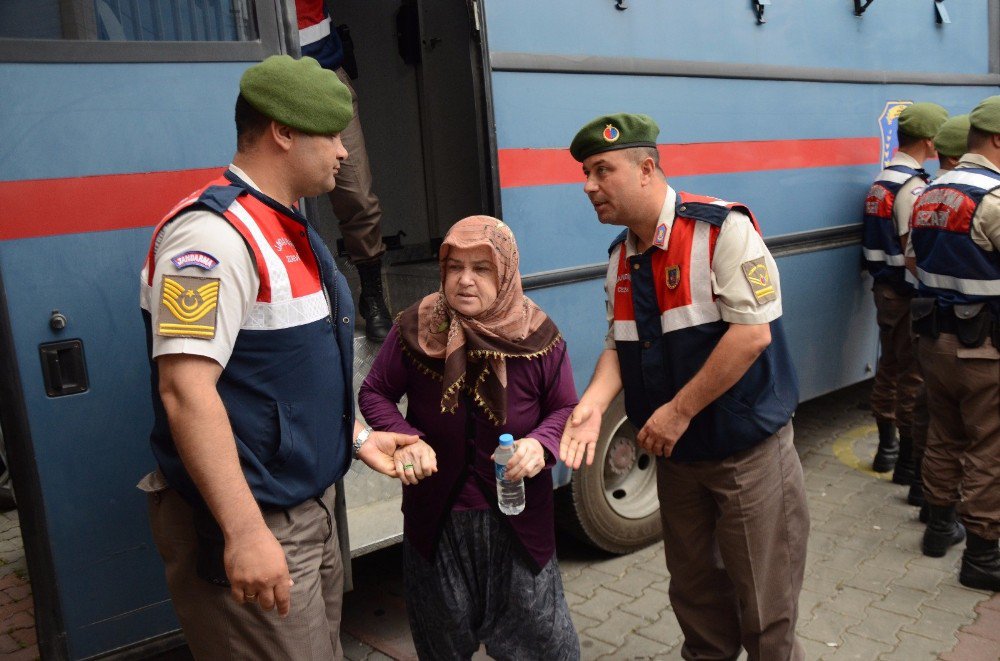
1,0,997,657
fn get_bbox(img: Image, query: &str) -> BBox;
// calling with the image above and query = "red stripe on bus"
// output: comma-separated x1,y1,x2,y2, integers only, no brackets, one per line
0,168,224,241
498,137,882,189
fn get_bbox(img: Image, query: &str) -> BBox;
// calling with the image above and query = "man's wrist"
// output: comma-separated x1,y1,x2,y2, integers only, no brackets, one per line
352,425,373,459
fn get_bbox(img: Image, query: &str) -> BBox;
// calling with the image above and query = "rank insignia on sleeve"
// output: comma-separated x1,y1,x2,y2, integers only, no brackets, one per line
157,275,220,339
171,250,219,271
741,258,777,304
665,265,681,290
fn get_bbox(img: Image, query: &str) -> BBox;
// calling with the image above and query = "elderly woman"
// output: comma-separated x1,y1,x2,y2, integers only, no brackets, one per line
358,216,580,660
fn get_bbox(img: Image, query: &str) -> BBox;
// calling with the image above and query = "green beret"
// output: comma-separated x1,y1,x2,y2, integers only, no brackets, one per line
897,102,948,139
570,113,659,162
239,55,352,135
970,95,1000,135
933,115,970,158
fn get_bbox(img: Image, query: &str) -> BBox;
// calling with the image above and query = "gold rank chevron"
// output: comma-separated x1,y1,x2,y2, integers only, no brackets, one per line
161,277,219,323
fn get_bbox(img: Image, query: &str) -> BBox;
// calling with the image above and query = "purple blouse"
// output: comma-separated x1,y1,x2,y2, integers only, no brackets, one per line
358,325,578,571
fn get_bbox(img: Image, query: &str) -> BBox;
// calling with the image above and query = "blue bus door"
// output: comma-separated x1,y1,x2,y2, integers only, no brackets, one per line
0,2,294,657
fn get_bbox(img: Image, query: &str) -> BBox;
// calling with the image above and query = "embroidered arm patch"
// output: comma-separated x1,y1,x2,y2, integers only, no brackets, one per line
157,275,220,339
741,258,777,304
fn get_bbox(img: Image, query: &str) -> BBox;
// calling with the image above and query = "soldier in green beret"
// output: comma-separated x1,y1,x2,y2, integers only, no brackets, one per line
562,113,808,658
138,54,420,657
861,102,947,487
933,114,972,174
909,95,1000,591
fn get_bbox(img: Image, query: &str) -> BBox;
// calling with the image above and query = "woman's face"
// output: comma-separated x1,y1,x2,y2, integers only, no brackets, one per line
443,245,499,318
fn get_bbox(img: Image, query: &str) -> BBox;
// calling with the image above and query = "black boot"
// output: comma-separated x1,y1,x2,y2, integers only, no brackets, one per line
891,435,915,485
907,460,925,507
356,260,392,342
960,532,1000,591
872,420,899,473
919,504,929,524
922,504,966,557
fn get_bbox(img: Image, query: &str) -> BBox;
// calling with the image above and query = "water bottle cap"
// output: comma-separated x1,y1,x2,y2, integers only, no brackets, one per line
499,433,514,446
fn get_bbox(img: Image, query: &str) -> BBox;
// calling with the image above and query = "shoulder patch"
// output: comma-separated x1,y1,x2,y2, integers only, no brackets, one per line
157,275,220,339
741,258,777,304
171,250,219,271
198,184,244,215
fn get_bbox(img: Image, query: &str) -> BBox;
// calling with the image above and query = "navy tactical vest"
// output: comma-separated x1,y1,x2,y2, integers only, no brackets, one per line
862,164,929,292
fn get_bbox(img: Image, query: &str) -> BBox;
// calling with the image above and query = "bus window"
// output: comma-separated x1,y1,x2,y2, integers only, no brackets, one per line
0,0,257,42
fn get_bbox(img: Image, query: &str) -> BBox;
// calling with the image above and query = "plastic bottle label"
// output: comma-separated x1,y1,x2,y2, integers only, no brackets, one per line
495,462,506,481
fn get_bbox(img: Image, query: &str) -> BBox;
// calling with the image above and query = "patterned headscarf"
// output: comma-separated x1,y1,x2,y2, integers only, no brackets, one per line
397,216,560,425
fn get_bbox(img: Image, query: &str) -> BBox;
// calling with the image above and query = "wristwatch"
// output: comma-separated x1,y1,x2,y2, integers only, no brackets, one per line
352,425,373,459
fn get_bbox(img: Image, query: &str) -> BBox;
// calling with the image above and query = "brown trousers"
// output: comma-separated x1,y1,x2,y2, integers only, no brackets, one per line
870,282,924,436
919,333,1000,540
657,424,809,661
327,67,385,264
148,485,345,660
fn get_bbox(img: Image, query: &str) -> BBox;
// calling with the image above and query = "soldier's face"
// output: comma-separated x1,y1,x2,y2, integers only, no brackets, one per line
290,131,349,197
581,150,643,226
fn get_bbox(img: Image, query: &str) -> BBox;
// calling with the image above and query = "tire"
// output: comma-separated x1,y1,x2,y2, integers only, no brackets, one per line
565,394,662,554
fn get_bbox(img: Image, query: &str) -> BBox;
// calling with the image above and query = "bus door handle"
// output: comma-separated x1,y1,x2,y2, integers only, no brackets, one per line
39,339,89,397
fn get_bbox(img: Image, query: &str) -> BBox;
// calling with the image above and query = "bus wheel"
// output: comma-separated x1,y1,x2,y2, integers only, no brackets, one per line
568,394,661,554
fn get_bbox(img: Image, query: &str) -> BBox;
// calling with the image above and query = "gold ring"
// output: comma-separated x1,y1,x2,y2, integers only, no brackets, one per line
244,592,258,601
403,464,414,470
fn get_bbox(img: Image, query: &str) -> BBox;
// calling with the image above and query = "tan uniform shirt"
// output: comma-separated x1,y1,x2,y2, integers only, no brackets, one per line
148,164,262,367
887,152,928,238
604,186,783,349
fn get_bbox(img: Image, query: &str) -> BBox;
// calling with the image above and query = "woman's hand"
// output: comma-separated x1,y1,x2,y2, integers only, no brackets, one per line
393,439,439,486
356,431,421,477
501,437,546,481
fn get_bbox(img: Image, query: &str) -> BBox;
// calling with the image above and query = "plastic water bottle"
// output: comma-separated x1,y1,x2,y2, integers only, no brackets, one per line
495,433,525,515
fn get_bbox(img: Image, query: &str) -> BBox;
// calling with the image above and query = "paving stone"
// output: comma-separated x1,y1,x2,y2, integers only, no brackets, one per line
825,632,892,659
960,603,1000,643
799,637,833,661
3,646,39,661
586,609,647,647
596,632,672,660
604,567,665,599
876,632,945,660
811,545,871,575
890,563,952,594
873,585,933,619
803,565,857,594
0,633,22,654
573,586,634,622
341,632,372,661
902,605,969,644
577,633,616,660
563,568,614,599
798,604,863,647
940,632,1000,661
923,583,991,618
823,586,879,617
620,587,670,623
846,606,916,646
635,614,684,648
979,594,1000,612
843,562,903,595
570,610,601,636
588,551,644,579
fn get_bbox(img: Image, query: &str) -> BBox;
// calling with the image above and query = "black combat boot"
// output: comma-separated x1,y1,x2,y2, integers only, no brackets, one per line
907,460,925,508
356,260,392,342
960,532,1000,591
872,420,899,473
891,435,916,485
922,504,966,557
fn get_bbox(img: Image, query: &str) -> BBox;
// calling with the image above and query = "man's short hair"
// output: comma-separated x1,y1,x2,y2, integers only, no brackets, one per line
235,93,271,152
968,125,994,150
897,132,925,149
628,146,662,170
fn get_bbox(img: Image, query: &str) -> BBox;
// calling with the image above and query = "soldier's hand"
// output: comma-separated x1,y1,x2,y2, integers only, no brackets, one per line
560,403,602,469
358,431,422,477
225,526,294,617
637,400,690,457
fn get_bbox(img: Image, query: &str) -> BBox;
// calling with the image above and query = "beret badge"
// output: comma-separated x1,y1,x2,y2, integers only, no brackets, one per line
603,124,621,143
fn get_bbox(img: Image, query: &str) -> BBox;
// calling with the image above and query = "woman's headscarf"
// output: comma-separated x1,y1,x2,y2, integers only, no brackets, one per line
397,215,561,425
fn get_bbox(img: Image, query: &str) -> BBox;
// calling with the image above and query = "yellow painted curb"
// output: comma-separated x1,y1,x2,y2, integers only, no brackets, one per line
831,424,892,481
